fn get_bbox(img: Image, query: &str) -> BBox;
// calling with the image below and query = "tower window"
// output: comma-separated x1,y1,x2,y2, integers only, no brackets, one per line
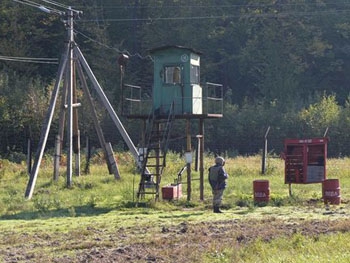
190,65,200,84
164,66,181,84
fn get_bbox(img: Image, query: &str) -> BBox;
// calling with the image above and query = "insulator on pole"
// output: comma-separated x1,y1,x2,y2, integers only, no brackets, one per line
39,6,51,13
118,54,129,68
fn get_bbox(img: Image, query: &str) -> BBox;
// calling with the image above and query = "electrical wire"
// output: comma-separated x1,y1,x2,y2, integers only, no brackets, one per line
74,29,153,61
72,2,350,10
41,0,70,10
0,55,58,64
12,0,147,64
12,0,71,16
14,0,350,62
13,0,350,23
75,1,350,23
12,0,40,9
12,0,63,15
78,8,350,23
41,0,82,14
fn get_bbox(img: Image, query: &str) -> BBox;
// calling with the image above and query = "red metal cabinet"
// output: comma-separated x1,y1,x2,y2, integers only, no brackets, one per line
162,184,182,200
284,138,328,184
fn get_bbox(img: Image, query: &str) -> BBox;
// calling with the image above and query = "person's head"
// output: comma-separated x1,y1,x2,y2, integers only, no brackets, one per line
215,156,225,166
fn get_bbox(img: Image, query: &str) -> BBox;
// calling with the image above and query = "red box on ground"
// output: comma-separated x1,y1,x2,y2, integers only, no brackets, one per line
162,184,182,200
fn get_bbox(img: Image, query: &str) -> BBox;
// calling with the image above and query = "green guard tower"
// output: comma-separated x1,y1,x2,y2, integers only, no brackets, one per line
151,46,203,116
121,45,223,203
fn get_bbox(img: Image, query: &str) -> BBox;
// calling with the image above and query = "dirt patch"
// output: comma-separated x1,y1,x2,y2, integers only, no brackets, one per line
154,218,347,261
2,218,342,263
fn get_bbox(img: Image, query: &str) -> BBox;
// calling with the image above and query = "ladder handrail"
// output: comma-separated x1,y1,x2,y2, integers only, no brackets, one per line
136,108,155,200
137,103,175,202
161,102,175,167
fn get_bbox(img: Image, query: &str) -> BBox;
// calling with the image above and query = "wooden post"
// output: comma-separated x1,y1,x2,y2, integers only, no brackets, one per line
53,135,61,181
75,46,140,166
73,60,80,178
186,119,191,201
25,42,69,199
54,74,68,180
139,119,147,168
84,135,91,174
156,122,161,201
66,9,74,188
106,142,120,179
76,61,113,174
261,126,270,175
27,138,32,175
75,129,81,176
195,135,200,172
323,127,329,137
289,183,292,196
199,118,204,201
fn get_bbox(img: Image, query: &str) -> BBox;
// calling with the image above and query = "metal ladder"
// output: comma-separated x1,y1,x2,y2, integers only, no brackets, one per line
137,104,175,201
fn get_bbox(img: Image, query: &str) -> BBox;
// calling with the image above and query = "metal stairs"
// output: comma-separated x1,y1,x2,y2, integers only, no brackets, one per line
137,104,175,201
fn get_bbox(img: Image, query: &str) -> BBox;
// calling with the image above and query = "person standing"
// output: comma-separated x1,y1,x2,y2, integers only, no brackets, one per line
208,156,228,213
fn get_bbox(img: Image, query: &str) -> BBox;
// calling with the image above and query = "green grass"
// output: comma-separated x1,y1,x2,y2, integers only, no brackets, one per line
0,152,350,262
224,232,350,263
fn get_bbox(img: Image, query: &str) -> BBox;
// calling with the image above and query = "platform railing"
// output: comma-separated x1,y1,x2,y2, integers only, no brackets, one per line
122,84,152,116
203,82,223,115
122,82,223,117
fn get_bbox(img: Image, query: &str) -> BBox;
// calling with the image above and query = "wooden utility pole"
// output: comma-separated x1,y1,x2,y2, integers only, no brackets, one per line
25,45,69,199
24,6,138,199
54,75,68,180
76,62,116,177
66,8,74,187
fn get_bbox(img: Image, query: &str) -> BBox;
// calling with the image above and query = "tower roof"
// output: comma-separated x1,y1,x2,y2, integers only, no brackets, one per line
149,45,202,55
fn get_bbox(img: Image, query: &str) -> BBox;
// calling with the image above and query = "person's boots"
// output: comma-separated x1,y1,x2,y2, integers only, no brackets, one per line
213,206,222,213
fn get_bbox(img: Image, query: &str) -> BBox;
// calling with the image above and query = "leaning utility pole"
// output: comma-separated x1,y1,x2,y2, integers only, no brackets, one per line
19,2,140,199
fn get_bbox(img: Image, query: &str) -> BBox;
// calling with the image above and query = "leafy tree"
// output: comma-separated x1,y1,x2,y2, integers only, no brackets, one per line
0,0,63,79
299,94,340,137
3,0,350,157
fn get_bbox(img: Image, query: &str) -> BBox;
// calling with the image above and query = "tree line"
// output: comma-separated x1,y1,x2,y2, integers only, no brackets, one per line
1,0,350,159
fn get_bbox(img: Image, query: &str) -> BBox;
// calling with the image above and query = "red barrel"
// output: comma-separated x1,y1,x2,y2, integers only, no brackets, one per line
323,179,341,205
253,180,270,202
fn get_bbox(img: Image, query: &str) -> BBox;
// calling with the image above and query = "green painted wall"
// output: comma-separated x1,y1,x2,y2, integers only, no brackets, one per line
151,46,202,115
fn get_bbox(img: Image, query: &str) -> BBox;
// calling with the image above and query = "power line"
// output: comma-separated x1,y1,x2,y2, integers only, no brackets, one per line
12,0,41,9
13,0,350,23
12,0,63,15
12,0,83,16
12,0,150,64
0,55,58,64
78,9,350,23
0,55,57,61
73,2,350,9
41,0,71,10
74,29,153,61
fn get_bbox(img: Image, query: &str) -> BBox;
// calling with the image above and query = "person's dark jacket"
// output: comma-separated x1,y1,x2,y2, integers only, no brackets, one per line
208,164,228,190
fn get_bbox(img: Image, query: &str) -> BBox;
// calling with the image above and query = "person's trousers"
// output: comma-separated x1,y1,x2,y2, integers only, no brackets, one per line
212,189,224,207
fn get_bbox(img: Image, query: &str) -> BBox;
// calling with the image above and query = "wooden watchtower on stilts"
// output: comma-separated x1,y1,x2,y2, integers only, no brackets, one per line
121,46,223,202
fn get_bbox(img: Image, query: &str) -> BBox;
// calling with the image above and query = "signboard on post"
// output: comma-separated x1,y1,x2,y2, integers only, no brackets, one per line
284,138,328,184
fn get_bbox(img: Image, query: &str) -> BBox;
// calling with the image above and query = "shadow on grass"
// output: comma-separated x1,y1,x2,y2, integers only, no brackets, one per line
0,205,113,220
159,212,205,219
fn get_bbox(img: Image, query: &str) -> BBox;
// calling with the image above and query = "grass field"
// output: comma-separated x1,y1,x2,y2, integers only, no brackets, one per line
0,152,350,262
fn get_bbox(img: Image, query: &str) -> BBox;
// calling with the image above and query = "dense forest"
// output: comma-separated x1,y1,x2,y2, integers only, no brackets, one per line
1,0,350,159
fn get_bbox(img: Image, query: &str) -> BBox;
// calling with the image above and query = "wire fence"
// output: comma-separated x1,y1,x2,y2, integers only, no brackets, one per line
1,122,349,161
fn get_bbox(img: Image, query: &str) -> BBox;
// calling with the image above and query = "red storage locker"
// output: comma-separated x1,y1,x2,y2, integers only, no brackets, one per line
162,184,182,200
284,138,328,184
